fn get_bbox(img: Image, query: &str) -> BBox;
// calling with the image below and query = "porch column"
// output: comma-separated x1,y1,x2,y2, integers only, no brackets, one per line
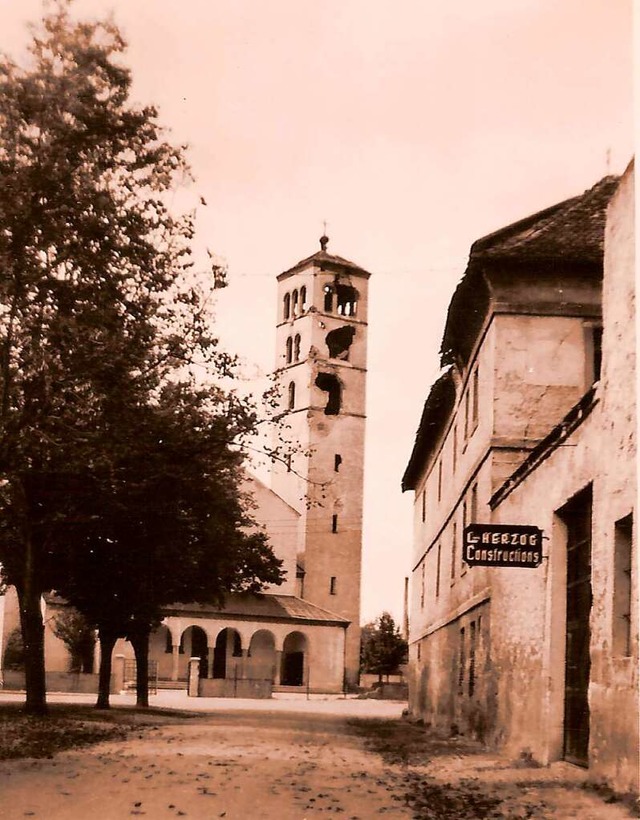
171,644,180,681
240,648,249,679
207,647,215,679
274,650,283,685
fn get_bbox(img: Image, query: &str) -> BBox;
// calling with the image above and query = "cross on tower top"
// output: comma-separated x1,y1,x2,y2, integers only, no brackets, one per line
320,221,329,251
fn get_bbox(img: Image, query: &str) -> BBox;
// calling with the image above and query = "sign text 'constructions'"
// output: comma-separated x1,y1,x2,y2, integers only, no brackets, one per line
463,524,543,568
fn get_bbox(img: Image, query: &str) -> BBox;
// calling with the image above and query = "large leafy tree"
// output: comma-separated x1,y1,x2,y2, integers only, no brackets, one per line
0,3,275,713
52,383,282,708
360,612,408,684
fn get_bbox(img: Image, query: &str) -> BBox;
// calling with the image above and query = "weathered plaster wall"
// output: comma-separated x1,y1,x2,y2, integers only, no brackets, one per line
492,314,594,443
241,473,300,595
409,600,493,739
588,163,637,793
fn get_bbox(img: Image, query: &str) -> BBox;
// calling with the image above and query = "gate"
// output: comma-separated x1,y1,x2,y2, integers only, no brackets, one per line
124,659,159,695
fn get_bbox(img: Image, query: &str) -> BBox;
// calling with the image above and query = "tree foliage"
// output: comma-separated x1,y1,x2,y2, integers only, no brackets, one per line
0,2,281,712
360,612,408,682
51,607,95,674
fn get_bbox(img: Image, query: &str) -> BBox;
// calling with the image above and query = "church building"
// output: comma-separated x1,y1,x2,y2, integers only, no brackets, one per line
0,237,370,696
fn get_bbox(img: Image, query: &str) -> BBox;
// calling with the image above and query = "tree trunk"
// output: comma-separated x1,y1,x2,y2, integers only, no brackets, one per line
131,624,150,708
17,584,47,715
14,480,47,716
96,629,117,709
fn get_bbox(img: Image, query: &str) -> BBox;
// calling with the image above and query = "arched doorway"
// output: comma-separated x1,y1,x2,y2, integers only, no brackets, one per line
281,631,307,686
181,626,209,678
248,630,276,682
213,628,243,679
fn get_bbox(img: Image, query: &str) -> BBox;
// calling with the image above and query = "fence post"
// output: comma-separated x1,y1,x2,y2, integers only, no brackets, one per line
188,657,200,697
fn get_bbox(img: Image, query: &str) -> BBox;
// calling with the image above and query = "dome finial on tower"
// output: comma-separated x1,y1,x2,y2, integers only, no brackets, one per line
320,220,329,251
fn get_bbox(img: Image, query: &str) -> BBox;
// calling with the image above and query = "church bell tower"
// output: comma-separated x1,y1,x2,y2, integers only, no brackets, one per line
271,234,370,687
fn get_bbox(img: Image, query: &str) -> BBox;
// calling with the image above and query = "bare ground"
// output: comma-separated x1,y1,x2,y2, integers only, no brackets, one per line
0,697,637,819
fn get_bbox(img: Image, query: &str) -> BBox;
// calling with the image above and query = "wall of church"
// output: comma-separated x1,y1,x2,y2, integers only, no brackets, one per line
241,473,300,595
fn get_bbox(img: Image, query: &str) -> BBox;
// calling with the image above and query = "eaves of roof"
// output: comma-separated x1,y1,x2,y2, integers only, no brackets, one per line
402,368,456,492
277,250,372,281
162,592,350,627
439,175,619,369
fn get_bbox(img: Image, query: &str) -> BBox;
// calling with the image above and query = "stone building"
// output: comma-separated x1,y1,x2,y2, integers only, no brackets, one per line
0,237,369,695
403,168,637,793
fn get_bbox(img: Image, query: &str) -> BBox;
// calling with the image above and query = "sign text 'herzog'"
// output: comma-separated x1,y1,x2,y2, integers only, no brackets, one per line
463,524,543,568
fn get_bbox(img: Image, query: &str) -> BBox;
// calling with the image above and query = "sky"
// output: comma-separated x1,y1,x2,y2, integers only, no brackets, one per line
2,0,634,624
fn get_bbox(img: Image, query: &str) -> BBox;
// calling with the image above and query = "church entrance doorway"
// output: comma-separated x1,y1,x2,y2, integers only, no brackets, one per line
281,631,307,686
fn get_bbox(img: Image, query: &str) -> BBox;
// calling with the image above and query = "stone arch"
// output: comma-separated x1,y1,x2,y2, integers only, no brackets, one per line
281,631,308,687
181,625,209,678
213,627,243,680
248,629,277,682
323,284,334,312
283,292,290,320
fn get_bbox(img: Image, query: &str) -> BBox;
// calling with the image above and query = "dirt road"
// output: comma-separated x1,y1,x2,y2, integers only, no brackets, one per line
0,697,636,819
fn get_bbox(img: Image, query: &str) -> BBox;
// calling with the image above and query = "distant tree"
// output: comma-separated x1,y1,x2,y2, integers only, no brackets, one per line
51,608,95,674
0,3,261,714
2,627,25,671
360,612,408,683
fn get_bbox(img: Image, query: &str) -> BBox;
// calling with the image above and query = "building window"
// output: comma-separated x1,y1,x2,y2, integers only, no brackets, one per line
323,284,333,312
461,502,468,574
437,459,443,502
453,423,458,472
592,326,603,383
451,522,457,581
613,514,633,657
420,561,425,610
417,641,421,662
336,284,358,316
585,323,603,385
283,292,290,320
334,454,342,472
330,576,337,595
464,390,470,440
332,513,338,533
292,289,299,316
293,334,301,361
421,489,426,523
288,381,295,410
469,620,477,696
458,627,465,694
286,336,293,364
470,483,478,524
300,285,307,312
470,365,479,434
435,543,441,598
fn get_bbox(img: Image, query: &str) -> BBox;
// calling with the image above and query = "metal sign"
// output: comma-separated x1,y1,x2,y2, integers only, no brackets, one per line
463,524,543,568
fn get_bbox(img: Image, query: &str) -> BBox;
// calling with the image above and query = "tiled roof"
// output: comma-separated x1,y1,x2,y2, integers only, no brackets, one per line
278,249,371,280
162,593,349,626
470,175,620,264
404,175,620,490
439,175,619,370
